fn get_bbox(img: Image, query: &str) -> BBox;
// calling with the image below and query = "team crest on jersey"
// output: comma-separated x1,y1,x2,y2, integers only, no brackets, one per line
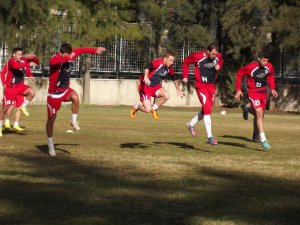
256,72,267,78
157,70,168,77
203,62,215,68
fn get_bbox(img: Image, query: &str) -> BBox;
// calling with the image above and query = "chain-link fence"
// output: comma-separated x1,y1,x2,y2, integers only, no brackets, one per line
1,40,299,80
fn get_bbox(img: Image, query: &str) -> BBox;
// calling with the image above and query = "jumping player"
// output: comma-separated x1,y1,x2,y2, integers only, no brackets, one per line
1,54,39,131
130,51,182,120
0,48,37,137
235,51,278,149
46,43,106,156
182,43,223,145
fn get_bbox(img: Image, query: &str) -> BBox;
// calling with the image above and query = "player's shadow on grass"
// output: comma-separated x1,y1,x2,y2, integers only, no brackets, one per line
120,143,151,149
222,135,252,142
2,129,29,136
35,144,80,155
153,141,210,152
218,141,262,152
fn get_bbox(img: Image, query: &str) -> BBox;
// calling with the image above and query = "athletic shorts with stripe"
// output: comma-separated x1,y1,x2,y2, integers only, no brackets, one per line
47,88,74,117
248,90,268,110
196,85,215,115
2,84,30,107
139,85,161,103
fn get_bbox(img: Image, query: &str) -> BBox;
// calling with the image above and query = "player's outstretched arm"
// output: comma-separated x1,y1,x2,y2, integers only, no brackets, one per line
71,47,106,60
271,89,278,98
173,79,183,98
235,90,243,102
96,47,106,54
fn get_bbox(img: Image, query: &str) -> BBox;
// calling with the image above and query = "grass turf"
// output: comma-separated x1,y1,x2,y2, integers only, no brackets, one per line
0,105,299,225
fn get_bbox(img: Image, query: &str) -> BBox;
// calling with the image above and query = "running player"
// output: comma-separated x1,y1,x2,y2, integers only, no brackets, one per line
182,43,223,145
1,54,39,131
235,51,278,149
130,51,182,120
46,43,106,156
0,48,37,137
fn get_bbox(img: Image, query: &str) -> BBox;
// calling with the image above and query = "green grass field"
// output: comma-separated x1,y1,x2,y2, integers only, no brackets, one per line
0,105,299,225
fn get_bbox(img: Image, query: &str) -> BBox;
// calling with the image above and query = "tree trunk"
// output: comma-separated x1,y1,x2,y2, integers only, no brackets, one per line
82,54,91,104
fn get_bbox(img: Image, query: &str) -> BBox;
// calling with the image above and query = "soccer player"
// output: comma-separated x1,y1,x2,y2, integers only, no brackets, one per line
46,43,106,156
1,54,39,131
235,51,278,149
130,51,182,120
182,43,223,145
0,48,37,137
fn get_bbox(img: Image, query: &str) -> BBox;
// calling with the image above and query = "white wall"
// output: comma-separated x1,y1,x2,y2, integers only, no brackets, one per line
0,78,298,112
0,78,201,107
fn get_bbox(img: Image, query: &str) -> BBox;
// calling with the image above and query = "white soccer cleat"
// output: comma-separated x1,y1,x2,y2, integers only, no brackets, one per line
70,121,80,131
48,143,56,157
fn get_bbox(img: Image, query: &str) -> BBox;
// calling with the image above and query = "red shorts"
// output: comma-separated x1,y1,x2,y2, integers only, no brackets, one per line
47,88,74,117
15,95,25,108
196,85,215,115
139,85,161,102
248,91,267,110
3,84,30,107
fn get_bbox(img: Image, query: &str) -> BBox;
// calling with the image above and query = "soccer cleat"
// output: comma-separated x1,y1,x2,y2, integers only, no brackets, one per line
13,125,24,131
130,105,138,119
242,105,249,120
186,123,196,136
261,140,271,150
252,133,260,143
4,123,12,130
152,109,159,120
20,107,29,117
48,143,56,157
208,137,218,145
71,121,80,131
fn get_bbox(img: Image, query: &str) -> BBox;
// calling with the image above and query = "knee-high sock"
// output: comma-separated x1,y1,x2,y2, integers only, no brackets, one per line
203,115,212,138
189,112,204,127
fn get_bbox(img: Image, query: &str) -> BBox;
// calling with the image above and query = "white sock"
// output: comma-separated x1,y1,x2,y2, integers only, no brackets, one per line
260,132,267,142
203,115,212,138
152,103,158,111
189,112,204,127
13,122,19,127
22,99,30,108
0,120,3,128
48,137,54,145
5,119,9,124
71,114,78,123
134,104,139,109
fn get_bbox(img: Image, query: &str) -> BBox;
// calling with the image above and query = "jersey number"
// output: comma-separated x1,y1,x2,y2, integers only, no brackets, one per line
253,100,261,107
202,77,208,82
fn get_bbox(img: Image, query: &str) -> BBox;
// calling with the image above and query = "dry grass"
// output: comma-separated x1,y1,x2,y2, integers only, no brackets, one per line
0,105,299,225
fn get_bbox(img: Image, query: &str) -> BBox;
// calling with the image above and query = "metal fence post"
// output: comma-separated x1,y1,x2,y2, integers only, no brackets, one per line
115,36,121,79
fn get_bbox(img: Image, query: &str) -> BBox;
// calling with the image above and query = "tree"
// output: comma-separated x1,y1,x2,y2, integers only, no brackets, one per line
169,0,214,47
270,0,300,75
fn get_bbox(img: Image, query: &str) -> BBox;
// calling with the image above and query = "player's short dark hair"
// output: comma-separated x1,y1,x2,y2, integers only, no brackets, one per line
164,50,177,58
207,43,219,52
258,50,270,59
12,47,23,54
60,43,72,54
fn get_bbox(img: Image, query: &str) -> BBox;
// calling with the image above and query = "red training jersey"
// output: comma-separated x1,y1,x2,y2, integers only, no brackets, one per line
48,48,97,93
138,58,175,91
1,56,38,86
182,50,223,88
235,61,275,92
